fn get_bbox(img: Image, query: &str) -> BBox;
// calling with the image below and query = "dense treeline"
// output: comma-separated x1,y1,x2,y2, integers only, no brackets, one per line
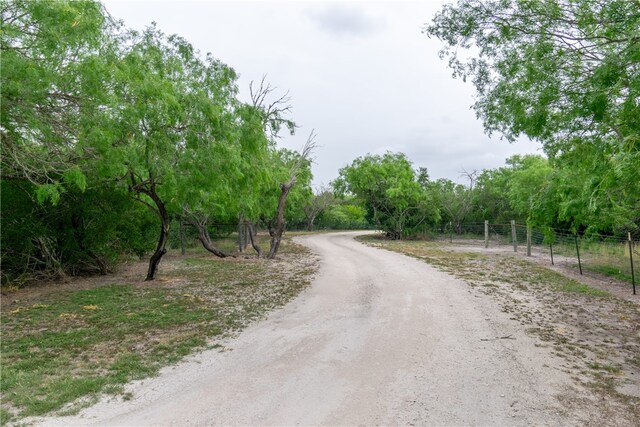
1,0,313,284
2,0,638,284
334,151,639,239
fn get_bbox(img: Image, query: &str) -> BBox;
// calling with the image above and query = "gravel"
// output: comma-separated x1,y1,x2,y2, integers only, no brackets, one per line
35,231,575,426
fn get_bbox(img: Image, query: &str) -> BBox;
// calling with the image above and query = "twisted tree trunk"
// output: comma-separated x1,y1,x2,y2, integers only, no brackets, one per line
145,188,170,281
188,218,232,258
179,219,187,256
246,220,262,258
267,180,293,259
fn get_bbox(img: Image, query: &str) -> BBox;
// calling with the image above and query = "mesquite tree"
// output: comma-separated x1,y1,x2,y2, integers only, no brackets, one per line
425,0,640,232
1,0,111,198
266,134,315,259
1,0,318,284
304,186,336,231
335,152,439,239
104,26,239,280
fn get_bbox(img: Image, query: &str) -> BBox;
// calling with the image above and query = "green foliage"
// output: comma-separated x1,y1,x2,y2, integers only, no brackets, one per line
1,0,111,190
1,181,157,284
1,0,314,282
316,203,370,230
426,0,640,233
465,153,637,236
427,178,472,231
336,152,439,238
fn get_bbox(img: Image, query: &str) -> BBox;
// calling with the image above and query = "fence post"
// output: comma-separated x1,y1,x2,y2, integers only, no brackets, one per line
526,225,532,256
237,220,246,252
511,220,517,252
550,243,554,265
449,221,453,243
575,234,583,275
629,233,636,295
484,220,489,249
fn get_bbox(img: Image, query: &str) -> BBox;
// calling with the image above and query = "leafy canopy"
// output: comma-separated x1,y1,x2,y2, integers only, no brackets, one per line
425,0,640,232
335,152,438,238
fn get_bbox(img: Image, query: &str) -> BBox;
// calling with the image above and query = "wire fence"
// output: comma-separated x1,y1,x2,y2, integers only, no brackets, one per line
438,221,638,295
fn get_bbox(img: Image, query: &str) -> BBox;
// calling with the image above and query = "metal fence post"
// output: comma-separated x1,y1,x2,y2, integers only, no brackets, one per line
575,234,583,275
526,225,532,256
511,220,517,252
629,233,636,295
484,220,489,249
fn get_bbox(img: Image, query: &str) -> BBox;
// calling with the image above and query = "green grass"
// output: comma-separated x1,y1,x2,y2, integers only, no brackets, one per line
589,265,636,285
588,362,623,374
0,408,13,426
1,285,220,418
0,238,316,421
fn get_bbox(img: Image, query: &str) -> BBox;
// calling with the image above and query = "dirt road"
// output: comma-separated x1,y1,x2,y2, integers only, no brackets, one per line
40,232,573,426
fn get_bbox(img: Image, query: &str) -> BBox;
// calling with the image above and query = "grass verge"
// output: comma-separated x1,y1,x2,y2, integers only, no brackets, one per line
0,235,317,424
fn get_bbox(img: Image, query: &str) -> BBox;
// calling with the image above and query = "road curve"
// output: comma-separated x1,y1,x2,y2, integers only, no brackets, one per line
40,231,570,426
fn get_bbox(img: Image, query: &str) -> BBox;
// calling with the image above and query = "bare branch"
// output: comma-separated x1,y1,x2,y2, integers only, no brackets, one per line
459,167,479,191
248,75,297,140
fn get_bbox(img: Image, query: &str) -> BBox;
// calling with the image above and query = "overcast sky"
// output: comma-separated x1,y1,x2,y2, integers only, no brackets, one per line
102,0,543,186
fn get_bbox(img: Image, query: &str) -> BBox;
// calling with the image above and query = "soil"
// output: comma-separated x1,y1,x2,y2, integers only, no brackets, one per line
445,238,639,303
28,231,639,426
366,235,640,425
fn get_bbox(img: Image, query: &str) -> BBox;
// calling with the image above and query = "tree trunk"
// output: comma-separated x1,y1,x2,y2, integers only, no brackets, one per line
145,189,170,281
237,218,249,252
243,223,249,251
267,181,293,259
246,220,262,258
306,214,316,231
179,219,187,256
189,219,232,258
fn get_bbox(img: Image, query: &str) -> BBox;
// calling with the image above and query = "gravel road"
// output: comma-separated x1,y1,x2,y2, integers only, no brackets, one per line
39,231,573,426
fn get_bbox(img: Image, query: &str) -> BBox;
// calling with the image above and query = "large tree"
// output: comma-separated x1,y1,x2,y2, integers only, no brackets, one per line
99,26,239,280
426,0,640,233
336,152,438,239
265,138,314,259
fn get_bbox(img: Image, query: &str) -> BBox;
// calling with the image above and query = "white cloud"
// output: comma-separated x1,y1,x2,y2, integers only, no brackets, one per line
306,3,385,37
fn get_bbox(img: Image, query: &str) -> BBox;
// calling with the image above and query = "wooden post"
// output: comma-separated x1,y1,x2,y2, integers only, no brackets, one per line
449,221,453,243
629,233,636,295
511,220,517,252
484,220,489,249
526,225,532,256
550,243,554,265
